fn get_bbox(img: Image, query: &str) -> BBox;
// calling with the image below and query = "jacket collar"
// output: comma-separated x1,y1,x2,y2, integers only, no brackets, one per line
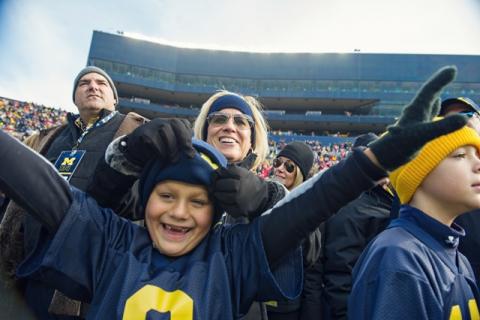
398,205,465,249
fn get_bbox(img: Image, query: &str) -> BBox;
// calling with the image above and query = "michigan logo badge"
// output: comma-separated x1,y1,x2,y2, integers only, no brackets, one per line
54,150,86,181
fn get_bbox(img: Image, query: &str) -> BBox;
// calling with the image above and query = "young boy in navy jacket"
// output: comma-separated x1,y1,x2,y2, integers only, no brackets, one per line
349,120,480,319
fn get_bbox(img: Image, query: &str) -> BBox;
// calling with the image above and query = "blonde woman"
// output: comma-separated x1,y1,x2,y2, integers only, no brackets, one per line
194,91,287,224
272,141,314,191
194,91,269,171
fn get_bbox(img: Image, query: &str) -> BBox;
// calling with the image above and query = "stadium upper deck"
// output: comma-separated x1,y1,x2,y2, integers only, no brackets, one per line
87,30,480,134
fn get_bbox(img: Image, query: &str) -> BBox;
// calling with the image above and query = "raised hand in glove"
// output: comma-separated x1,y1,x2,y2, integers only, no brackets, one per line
211,165,269,219
368,66,468,171
121,118,195,167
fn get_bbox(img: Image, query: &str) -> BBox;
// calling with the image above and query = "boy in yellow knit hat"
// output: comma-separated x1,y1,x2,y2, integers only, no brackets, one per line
349,120,480,319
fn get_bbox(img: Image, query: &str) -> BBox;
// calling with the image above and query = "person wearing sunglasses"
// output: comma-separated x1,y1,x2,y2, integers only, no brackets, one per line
272,141,315,191
440,97,480,287
440,97,480,133
194,91,289,222
194,91,269,170
268,141,320,320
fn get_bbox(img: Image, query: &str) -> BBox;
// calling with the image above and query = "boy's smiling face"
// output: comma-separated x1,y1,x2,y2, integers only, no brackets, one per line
411,145,480,224
145,181,214,257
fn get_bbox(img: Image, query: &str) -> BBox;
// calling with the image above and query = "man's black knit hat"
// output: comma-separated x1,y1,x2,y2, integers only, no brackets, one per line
277,141,314,180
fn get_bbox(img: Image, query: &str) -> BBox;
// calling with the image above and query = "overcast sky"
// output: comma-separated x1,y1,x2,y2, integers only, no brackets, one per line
0,0,479,112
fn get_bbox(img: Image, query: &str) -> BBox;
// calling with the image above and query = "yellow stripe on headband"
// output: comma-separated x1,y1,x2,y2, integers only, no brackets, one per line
200,153,219,170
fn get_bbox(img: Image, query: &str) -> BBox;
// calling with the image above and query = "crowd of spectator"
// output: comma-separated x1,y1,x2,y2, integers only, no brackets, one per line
0,97,67,141
270,129,350,138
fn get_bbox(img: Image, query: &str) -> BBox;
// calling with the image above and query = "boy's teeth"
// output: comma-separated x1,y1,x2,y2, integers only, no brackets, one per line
165,224,188,233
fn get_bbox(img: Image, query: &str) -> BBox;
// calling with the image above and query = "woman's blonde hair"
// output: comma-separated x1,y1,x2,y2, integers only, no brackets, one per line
193,90,269,170
291,166,304,190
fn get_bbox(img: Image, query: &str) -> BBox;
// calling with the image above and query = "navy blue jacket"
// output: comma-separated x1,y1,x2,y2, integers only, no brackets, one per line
349,206,480,320
18,189,302,319
456,210,480,286
323,185,393,319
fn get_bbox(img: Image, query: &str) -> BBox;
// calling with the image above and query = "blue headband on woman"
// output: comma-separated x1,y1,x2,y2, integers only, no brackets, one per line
207,94,253,117
139,138,228,208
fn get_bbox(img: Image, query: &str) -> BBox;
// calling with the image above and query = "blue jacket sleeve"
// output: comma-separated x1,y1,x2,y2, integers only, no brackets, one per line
17,189,142,302
261,149,386,266
0,130,72,233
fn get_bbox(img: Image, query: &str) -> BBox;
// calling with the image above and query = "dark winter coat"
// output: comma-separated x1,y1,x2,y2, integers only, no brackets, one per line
322,185,393,320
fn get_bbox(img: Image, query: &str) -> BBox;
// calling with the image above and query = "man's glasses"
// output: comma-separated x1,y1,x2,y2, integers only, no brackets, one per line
207,112,254,130
273,158,296,173
460,111,480,119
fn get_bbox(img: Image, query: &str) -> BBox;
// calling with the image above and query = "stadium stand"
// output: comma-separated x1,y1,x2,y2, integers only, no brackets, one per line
0,97,67,141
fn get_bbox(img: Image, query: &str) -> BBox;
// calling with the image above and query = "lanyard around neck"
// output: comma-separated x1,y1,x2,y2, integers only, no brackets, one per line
74,111,117,149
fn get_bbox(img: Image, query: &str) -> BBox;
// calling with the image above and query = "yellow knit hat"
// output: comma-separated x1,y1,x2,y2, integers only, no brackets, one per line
389,121,480,204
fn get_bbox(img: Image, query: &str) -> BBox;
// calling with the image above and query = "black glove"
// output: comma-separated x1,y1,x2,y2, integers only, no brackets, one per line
211,165,269,219
121,118,195,167
369,66,468,171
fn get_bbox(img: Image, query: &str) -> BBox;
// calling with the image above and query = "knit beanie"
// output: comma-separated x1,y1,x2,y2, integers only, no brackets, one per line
389,121,480,204
207,93,253,117
72,66,118,103
277,141,314,181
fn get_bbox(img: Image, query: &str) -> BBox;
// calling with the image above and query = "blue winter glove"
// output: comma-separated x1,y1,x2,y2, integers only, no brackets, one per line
368,66,468,171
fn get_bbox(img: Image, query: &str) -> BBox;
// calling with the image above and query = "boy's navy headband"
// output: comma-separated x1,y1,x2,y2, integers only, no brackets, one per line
207,94,253,117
